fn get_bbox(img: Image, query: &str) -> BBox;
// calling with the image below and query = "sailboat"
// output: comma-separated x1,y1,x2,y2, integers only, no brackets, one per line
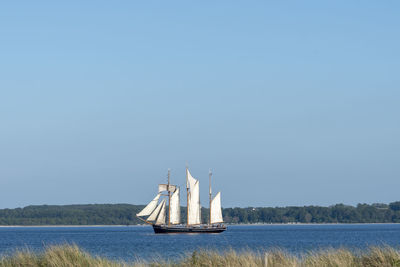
136,168,227,234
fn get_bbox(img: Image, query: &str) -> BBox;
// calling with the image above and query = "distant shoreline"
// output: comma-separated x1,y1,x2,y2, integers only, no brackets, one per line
0,225,145,228
1,202,399,225
1,222,399,227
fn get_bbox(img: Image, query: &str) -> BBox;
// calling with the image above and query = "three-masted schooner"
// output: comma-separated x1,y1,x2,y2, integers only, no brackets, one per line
136,168,226,234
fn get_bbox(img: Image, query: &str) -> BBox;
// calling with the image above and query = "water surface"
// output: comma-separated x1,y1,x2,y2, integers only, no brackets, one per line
0,224,399,261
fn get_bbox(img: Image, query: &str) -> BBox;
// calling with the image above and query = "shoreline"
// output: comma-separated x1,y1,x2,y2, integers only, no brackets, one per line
0,222,399,227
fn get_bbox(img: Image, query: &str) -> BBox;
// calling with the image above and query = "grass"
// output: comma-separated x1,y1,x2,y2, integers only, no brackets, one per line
1,245,400,267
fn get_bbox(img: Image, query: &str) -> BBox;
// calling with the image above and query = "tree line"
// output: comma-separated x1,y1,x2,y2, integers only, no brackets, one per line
0,202,400,225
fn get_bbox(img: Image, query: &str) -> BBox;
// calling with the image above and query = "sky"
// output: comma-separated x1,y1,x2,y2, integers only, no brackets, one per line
0,1,399,209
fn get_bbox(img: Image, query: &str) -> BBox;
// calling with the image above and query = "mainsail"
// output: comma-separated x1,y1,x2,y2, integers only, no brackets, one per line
137,193,161,217
210,192,223,224
147,199,166,221
187,169,201,225
169,188,180,224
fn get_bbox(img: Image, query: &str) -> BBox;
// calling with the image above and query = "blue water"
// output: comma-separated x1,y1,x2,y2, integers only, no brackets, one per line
0,224,400,261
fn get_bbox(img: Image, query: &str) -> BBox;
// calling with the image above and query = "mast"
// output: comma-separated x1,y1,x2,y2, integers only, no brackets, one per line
186,166,189,226
168,169,171,226
209,169,212,225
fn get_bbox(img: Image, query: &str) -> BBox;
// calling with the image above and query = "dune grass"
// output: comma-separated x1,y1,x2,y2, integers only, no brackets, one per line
1,245,400,267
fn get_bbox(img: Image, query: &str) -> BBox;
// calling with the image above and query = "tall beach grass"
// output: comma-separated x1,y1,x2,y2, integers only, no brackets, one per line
1,244,400,266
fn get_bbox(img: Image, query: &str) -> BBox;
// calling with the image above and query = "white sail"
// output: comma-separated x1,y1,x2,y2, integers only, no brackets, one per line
147,199,165,221
169,188,180,224
158,184,176,193
155,200,167,225
137,193,161,216
186,169,197,189
210,192,223,224
188,179,201,225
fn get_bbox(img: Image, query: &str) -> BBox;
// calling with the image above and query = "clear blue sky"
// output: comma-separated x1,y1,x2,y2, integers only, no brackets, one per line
1,1,399,209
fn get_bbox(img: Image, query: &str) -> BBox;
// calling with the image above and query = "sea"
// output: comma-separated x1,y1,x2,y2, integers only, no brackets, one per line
0,224,399,262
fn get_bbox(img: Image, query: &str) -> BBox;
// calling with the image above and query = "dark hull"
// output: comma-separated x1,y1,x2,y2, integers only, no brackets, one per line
152,224,226,234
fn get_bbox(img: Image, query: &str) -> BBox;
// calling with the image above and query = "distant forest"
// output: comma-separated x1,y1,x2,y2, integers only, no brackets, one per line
1,202,400,225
